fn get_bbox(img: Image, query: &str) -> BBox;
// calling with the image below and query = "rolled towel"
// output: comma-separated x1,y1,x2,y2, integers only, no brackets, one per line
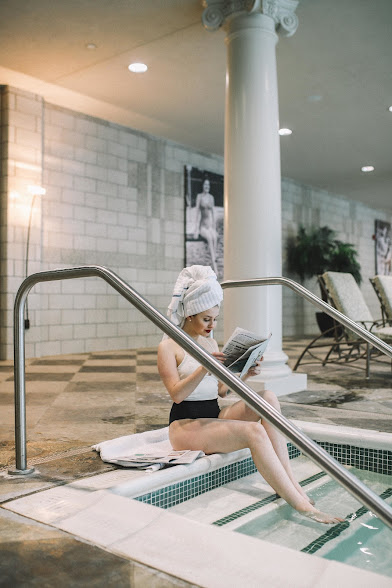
92,427,172,470
92,427,204,471
167,265,223,331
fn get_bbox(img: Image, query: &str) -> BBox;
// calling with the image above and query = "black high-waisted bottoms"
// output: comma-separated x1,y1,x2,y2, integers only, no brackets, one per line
169,399,220,424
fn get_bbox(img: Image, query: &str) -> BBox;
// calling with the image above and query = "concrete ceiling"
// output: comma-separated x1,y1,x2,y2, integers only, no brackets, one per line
1,0,391,212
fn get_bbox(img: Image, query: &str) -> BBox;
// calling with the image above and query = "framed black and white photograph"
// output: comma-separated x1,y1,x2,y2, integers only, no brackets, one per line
375,219,392,275
184,166,224,279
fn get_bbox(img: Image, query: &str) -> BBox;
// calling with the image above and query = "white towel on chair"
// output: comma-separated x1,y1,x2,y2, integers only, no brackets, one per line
92,427,173,471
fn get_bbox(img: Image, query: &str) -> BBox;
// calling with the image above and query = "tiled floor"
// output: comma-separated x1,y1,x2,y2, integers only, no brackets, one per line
281,338,392,432
0,349,170,470
0,337,391,587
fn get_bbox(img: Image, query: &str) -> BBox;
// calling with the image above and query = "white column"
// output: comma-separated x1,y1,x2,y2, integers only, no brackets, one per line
202,0,306,395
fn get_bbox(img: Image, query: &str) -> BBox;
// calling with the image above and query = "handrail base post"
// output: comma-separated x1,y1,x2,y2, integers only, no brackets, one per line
8,467,35,476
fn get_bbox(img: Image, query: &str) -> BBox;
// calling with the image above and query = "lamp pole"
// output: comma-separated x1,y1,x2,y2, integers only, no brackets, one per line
24,186,45,328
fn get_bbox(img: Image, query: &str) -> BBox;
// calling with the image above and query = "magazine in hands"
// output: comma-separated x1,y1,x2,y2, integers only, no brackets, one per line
222,328,272,378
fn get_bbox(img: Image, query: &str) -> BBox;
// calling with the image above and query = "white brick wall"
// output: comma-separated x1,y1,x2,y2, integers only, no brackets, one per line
0,86,45,358
1,86,391,359
8,96,223,358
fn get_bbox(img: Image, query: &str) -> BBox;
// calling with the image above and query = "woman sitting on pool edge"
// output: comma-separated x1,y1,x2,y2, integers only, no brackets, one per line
157,265,344,524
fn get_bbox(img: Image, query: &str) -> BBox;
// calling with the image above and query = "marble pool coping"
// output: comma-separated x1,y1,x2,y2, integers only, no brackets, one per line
295,420,392,450
3,422,392,587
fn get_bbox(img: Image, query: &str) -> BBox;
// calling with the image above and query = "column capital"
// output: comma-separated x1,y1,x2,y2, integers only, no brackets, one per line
201,0,299,37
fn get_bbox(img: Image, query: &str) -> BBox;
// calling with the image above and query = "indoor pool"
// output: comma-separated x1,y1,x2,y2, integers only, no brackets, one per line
134,439,392,581
4,424,392,587
232,467,392,579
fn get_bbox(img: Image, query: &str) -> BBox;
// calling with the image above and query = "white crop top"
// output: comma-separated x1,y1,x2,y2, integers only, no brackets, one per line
177,351,218,401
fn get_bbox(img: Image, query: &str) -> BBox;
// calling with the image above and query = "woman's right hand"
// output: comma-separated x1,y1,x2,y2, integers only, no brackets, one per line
211,351,226,364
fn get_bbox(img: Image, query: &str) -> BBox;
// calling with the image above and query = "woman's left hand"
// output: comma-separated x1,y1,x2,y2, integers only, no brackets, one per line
244,358,263,378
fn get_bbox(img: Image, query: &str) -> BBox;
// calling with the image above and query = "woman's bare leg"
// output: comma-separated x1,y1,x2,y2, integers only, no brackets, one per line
212,231,218,260
169,418,342,524
220,394,314,504
200,229,218,274
259,390,315,502
206,236,218,274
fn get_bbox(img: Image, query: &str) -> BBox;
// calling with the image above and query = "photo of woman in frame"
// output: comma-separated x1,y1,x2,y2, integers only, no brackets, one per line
184,166,224,279
375,220,392,276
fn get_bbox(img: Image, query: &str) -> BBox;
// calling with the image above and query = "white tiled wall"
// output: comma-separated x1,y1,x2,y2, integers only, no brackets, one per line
1,87,45,358
1,85,391,358
1,87,224,359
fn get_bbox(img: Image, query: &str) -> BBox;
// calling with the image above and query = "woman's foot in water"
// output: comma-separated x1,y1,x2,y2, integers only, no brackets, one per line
299,508,345,525
276,490,315,506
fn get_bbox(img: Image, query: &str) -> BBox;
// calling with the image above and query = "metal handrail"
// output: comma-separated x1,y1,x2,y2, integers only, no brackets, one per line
11,266,392,530
221,276,392,358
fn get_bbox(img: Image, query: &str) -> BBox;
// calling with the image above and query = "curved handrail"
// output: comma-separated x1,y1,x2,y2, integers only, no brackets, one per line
221,276,392,358
11,266,392,530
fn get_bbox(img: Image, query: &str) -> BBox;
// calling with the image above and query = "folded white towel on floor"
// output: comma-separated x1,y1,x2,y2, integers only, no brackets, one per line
92,427,204,472
92,427,172,471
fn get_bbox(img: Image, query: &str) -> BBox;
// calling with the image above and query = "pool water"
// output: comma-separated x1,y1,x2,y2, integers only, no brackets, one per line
233,467,392,579
166,454,392,580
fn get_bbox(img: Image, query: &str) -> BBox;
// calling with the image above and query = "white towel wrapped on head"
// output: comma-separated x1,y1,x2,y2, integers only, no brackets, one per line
167,265,223,330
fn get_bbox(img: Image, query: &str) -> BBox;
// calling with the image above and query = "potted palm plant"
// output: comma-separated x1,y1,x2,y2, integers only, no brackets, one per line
286,226,362,333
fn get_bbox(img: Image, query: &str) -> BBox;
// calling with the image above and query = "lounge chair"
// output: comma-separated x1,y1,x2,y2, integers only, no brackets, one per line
370,275,392,326
294,271,392,376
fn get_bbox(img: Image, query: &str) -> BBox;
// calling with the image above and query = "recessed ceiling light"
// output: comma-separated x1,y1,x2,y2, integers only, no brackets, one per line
388,106,392,112
279,128,292,136
361,165,374,173
128,62,148,73
86,43,97,50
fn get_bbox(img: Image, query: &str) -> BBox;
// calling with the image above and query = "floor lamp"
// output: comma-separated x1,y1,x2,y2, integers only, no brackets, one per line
25,185,45,329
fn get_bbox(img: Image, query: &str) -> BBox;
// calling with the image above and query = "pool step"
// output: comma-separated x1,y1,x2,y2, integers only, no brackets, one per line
168,455,322,526
169,455,392,572
232,471,392,555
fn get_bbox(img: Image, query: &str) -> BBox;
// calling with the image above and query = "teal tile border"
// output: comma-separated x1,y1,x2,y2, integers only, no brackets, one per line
135,455,258,509
316,442,392,476
134,442,392,511
135,443,300,509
